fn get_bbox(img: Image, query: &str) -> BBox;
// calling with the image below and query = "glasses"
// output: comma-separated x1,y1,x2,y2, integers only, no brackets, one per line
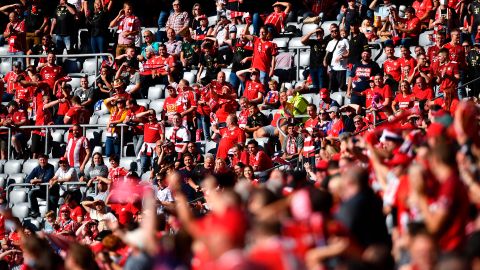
331,30,339,33
143,35,151,38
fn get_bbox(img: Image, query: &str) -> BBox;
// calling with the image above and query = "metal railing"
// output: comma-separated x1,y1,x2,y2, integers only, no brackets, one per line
1,53,114,79
7,182,89,213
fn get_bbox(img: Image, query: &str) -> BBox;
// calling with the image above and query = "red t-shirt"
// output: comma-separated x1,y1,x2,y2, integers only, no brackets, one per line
126,105,147,134
243,80,265,101
144,122,163,143
3,71,27,94
327,119,344,137
428,45,441,65
217,127,246,159
436,61,459,92
412,0,433,22
398,56,417,78
432,173,469,251
394,93,415,109
264,11,288,33
374,84,393,101
40,65,64,90
252,37,278,73
412,85,434,101
65,106,91,124
110,203,140,226
383,57,402,82
403,17,421,39
443,42,466,68
142,55,175,76
163,96,182,118
33,105,53,136
249,150,273,171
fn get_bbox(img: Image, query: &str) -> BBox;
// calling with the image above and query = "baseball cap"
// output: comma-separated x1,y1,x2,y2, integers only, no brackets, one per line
320,88,329,98
198,15,207,21
59,157,68,164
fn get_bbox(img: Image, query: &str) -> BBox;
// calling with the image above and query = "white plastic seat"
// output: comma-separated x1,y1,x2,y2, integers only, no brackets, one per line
89,115,99,125
136,99,150,109
302,23,319,35
82,58,101,75
63,59,81,73
288,37,305,48
49,158,60,172
119,157,138,173
208,16,217,26
51,129,66,143
147,85,163,100
22,159,39,175
331,91,345,106
9,190,27,206
419,31,434,47
9,173,26,185
298,51,310,67
183,72,196,85
94,102,110,116
12,202,30,219
321,21,340,36
205,141,217,155
272,37,289,48
149,99,165,114
0,62,12,75
4,160,23,175
97,114,111,125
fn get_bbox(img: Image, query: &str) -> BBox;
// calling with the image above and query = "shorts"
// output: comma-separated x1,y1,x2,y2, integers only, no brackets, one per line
263,125,276,137
31,133,46,154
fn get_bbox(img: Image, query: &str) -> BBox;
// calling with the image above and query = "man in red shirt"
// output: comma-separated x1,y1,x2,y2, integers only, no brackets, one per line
65,124,91,174
398,45,417,81
411,143,469,252
428,32,445,68
237,68,265,105
64,96,91,125
216,114,246,159
435,48,460,94
393,7,421,47
263,1,292,37
32,95,53,158
443,28,466,98
247,139,273,172
244,27,279,86
383,44,401,91
141,44,176,86
133,109,165,173
162,85,182,124
39,52,64,91
1,62,27,102
412,76,434,102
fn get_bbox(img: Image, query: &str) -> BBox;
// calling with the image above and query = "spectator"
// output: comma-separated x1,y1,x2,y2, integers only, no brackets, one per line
65,124,91,174
81,200,117,231
348,22,368,68
165,28,183,57
139,30,160,61
1,62,26,103
26,154,55,217
237,68,265,105
73,76,95,110
4,101,28,159
180,29,200,70
3,11,26,65
39,52,64,91
282,122,304,161
166,113,190,154
243,26,279,86
51,0,77,53
24,1,49,51
86,0,110,55
26,34,56,67
325,24,349,92
31,95,54,158
103,97,128,157
347,49,381,107
326,106,345,137
247,139,273,172
392,6,421,46
245,104,269,138
64,96,91,125
83,152,108,183
302,26,328,92
197,42,224,85
318,88,341,110
135,110,164,173
109,2,141,57
264,2,292,37
165,0,190,39
49,157,79,208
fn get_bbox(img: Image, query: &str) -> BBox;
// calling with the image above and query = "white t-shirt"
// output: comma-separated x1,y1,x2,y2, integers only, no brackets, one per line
155,186,174,214
326,38,349,71
166,126,191,152
89,209,118,231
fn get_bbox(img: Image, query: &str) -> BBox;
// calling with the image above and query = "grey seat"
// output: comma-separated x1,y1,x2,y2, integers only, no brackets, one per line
22,159,39,175
137,99,150,109
9,189,28,207
149,99,165,114
147,85,164,100
9,173,27,185
4,160,23,175
205,141,218,155
12,202,30,219
51,129,66,143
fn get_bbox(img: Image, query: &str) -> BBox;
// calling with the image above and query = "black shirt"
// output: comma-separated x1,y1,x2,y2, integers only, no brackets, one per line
231,39,253,72
25,4,46,32
247,111,269,130
304,39,327,69
88,10,108,37
348,33,368,65
200,52,222,79
54,4,76,36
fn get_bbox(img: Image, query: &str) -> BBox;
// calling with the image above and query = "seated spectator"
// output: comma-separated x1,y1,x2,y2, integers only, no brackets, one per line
245,104,269,138
166,113,190,154
392,80,416,113
237,68,265,105
264,2,292,37
326,106,345,137
49,157,79,207
73,76,95,110
215,114,246,159
254,90,289,139
180,29,200,70
318,88,341,111
197,42,224,85
115,60,142,98
247,140,273,172
83,152,109,185
261,80,280,110
412,76,434,102
138,30,160,62
81,200,117,232
283,122,304,161
26,154,55,217
165,28,182,57
26,35,56,67
392,6,421,46
97,155,129,185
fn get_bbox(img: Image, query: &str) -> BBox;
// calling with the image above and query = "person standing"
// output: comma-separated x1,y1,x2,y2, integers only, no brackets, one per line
324,24,349,92
65,124,91,175
109,1,141,56
51,0,77,53
301,26,328,92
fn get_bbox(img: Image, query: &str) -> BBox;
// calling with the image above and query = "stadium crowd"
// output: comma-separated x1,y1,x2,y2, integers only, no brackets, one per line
0,0,478,269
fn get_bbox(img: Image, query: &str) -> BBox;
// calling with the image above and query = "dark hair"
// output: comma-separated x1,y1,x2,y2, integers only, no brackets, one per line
71,96,81,105
109,155,120,163
67,244,100,270
247,140,259,147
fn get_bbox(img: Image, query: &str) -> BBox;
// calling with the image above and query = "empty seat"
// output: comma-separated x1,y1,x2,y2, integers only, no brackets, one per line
86,128,102,146
302,23,318,35
103,157,112,169
4,160,23,175
9,189,27,207
49,158,60,172
205,141,217,155
94,101,109,116
208,15,217,26
419,31,434,47
97,115,111,125
12,202,30,219
63,59,81,73
321,21,340,36
119,157,138,173
0,174,8,189
89,115,99,124
136,99,150,109
22,159,39,175
51,129,66,143
183,72,195,85
0,160,5,174
298,51,310,67
150,99,165,114
92,146,103,156
83,58,101,75
272,37,289,48
221,68,231,81
302,93,314,104
147,85,163,100
140,172,151,182
9,173,27,185
288,37,304,48
0,62,12,75
255,137,269,148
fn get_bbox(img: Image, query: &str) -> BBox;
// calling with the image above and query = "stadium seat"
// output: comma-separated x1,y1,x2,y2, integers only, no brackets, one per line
67,75,82,89
89,115,99,124
321,21,340,36
82,58,101,75
288,37,305,48
331,91,344,106
141,172,151,182
272,38,289,49
147,85,163,100
63,59,81,73
86,128,102,146
97,115,111,125
136,99,150,109
221,68,231,81
208,16,217,26
12,203,30,219
236,24,247,35
0,160,5,174
302,23,318,36
4,160,23,175
94,101,110,116
0,174,8,189
51,129,66,143
149,99,165,114
183,71,196,85
9,189,27,207
119,157,138,173
298,51,310,67
39,205,47,217
49,158,60,172
0,62,12,75
205,141,218,155
92,146,103,156
9,173,27,185
22,159,39,175
419,31,434,47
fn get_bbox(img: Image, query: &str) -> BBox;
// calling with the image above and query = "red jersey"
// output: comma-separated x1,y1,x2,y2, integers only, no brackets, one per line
217,127,246,159
40,65,64,90
3,71,27,94
4,20,25,53
243,80,265,101
264,11,288,33
428,45,441,65
65,106,90,124
412,0,433,22
412,85,434,101
304,117,319,132
196,87,213,116
33,105,53,136
177,89,196,121
163,95,182,120
383,57,402,82
398,56,417,78
436,61,459,92
144,122,163,143
327,119,344,137
443,42,465,68
402,17,421,39
394,93,415,109
252,37,278,73
432,173,469,251
57,99,71,116
108,166,129,183
110,202,140,226
66,136,89,168
249,150,273,171
126,105,147,134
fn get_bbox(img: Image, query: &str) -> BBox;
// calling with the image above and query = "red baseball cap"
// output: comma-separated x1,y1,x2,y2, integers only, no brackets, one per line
315,160,329,171
320,88,329,98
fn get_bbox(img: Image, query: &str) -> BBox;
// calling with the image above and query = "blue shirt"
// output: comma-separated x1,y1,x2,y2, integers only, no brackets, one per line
25,164,55,183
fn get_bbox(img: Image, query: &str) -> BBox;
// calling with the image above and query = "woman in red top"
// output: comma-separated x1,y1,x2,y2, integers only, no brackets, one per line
392,80,415,113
